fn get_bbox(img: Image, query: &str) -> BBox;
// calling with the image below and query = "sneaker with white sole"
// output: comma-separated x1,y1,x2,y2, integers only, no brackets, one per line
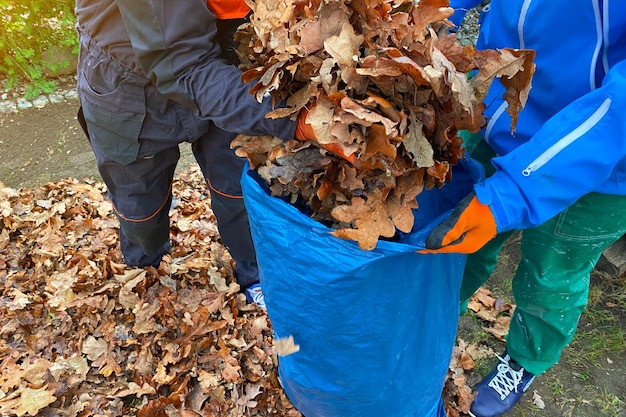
469,351,535,417
245,283,266,310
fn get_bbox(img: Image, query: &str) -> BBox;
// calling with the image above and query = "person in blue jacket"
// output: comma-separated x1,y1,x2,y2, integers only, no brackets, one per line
423,1,626,416
74,0,304,309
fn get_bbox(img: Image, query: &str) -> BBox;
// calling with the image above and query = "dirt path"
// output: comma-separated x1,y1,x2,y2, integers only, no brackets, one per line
1,97,624,417
0,100,95,189
0,96,196,190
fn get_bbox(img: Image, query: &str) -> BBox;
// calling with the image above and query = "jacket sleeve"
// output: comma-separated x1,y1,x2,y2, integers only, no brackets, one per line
474,60,626,232
114,0,297,139
448,0,484,27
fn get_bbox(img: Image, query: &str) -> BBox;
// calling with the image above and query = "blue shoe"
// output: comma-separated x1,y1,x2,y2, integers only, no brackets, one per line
245,283,266,310
469,352,535,417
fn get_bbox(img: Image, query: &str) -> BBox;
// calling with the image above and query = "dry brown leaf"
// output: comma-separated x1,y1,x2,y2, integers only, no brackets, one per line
457,352,475,371
274,335,301,357
484,315,512,341
0,387,56,417
330,191,396,250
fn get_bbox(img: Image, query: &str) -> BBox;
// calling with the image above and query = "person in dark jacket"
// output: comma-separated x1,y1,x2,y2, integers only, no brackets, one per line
74,0,300,308
423,1,626,416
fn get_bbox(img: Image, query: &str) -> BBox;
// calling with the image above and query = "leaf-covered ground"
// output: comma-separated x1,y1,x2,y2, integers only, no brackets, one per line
1,166,624,417
0,169,302,417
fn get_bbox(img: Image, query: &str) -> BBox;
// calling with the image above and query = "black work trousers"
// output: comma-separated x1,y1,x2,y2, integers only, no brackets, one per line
83,112,259,289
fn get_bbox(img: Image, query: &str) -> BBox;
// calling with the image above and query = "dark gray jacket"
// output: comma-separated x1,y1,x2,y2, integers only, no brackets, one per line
75,0,296,164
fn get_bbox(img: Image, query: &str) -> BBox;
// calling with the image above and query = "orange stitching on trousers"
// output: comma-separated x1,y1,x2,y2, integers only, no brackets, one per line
206,178,243,199
112,182,174,222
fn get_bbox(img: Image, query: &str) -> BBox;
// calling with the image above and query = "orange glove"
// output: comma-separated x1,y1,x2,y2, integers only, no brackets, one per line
419,192,497,254
295,106,358,165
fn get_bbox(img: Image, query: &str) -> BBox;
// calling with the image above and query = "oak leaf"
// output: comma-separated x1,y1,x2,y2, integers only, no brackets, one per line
0,387,56,417
274,335,301,357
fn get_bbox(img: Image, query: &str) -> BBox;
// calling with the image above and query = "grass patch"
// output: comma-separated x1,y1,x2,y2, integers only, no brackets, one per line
568,318,625,368
594,389,625,416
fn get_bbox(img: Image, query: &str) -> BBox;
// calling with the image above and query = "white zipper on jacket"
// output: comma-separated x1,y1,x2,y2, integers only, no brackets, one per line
590,0,603,90
517,0,532,50
521,97,612,177
484,0,532,145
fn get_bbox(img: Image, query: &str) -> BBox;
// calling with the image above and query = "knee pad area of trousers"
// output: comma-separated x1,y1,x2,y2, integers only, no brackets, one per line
120,217,170,256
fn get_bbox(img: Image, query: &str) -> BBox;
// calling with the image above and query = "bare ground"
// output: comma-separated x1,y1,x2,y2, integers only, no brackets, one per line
0,86,196,190
0,95,624,417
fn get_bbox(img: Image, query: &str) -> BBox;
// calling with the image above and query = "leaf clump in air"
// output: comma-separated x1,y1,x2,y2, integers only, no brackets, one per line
233,0,535,250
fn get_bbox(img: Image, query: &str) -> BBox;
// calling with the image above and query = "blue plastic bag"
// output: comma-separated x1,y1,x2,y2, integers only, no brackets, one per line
241,157,483,417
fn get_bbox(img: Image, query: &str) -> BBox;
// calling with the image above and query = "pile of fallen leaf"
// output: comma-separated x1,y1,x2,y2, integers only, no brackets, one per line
0,171,302,417
1,169,529,416
231,0,534,250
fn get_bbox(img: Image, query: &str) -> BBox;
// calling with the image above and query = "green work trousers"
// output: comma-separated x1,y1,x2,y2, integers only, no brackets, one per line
460,132,626,375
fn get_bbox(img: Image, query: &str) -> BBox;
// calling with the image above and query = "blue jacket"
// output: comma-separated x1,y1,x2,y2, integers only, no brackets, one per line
450,0,626,232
